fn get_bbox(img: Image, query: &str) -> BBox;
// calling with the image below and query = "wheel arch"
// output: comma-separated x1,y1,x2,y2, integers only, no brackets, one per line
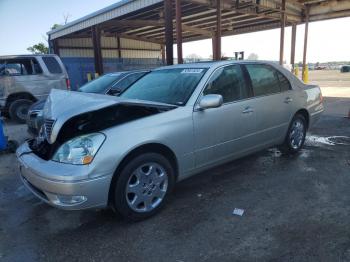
5,92,37,110
107,142,179,206
295,108,310,130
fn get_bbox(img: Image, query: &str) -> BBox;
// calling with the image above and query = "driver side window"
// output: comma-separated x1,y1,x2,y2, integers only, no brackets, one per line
203,65,248,103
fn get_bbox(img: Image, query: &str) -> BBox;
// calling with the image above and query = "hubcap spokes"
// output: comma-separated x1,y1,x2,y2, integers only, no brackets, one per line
126,163,168,212
290,120,305,149
18,106,29,119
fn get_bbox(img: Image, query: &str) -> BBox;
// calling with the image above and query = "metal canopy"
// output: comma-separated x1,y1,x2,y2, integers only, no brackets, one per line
48,0,350,75
48,0,350,44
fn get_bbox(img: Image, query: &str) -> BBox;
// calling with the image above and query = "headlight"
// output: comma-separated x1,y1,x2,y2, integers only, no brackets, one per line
52,133,105,165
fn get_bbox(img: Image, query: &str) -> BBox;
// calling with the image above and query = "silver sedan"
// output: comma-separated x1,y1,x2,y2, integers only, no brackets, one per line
17,61,324,221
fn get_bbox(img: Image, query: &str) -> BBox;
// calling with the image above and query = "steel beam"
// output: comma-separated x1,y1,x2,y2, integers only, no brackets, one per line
102,19,164,28
310,10,350,21
161,44,165,64
279,0,286,65
188,0,301,22
52,39,60,56
118,33,164,44
309,0,350,16
302,7,310,78
164,0,173,65
117,36,122,58
92,25,103,75
181,24,212,37
213,0,221,60
175,0,183,64
290,24,297,69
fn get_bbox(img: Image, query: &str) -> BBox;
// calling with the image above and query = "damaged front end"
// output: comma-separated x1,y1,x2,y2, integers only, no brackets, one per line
28,89,176,161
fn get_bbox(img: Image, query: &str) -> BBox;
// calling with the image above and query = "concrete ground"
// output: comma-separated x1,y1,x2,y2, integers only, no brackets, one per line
308,70,350,99
0,71,349,262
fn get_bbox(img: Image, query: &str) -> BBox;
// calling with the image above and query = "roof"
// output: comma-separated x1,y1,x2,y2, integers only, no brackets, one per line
48,0,350,43
155,60,285,70
0,54,58,59
48,0,163,40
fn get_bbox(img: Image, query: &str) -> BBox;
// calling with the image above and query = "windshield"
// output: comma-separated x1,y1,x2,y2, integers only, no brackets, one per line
120,68,207,105
79,74,121,94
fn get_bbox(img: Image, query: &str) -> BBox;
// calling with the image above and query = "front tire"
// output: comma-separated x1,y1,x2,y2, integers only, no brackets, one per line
9,99,33,123
112,153,175,221
280,114,307,154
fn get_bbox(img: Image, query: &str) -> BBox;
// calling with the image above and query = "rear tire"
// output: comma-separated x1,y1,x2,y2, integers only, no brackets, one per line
280,114,307,154
9,99,33,124
112,153,175,221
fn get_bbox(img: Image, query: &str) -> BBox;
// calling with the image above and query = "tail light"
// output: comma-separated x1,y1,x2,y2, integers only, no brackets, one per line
65,78,71,90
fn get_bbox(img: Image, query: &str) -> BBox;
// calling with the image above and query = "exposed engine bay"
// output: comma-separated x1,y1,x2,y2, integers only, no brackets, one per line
29,102,176,160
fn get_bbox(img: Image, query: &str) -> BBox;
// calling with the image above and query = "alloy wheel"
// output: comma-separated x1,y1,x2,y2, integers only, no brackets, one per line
289,119,305,149
126,162,168,213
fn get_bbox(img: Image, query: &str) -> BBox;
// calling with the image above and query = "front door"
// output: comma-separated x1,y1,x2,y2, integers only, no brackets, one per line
193,64,256,169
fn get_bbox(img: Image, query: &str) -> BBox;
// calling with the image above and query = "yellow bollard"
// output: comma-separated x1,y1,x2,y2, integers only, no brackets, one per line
87,73,92,82
294,67,299,77
302,66,309,83
94,73,99,79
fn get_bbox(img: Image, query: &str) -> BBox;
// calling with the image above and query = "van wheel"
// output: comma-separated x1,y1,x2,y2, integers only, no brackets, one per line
9,99,33,123
113,153,175,221
280,114,307,154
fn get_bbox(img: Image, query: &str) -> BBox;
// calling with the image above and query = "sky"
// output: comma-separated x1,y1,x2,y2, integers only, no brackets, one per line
1,0,349,63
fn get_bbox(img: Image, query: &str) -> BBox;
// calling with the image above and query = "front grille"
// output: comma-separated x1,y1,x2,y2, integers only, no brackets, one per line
28,138,57,160
44,119,55,140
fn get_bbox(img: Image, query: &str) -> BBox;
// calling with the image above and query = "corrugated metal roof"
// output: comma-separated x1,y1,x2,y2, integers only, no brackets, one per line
48,0,163,39
48,0,350,44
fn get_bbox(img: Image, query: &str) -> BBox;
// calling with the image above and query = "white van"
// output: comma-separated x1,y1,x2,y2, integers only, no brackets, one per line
0,54,70,123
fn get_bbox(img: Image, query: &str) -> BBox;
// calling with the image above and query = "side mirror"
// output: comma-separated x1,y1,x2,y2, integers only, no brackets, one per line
199,94,223,110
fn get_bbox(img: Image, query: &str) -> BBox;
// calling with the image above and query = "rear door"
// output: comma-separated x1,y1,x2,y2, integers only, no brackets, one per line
40,56,68,93
0,59,15,100
244,63,294,146
193,64,256,169
2,57,46,99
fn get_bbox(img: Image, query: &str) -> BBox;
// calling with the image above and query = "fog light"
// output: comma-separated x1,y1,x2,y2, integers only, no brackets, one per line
56,195,87,205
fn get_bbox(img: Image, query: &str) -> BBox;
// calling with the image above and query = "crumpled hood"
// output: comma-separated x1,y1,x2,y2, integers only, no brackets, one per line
43,89,175,144
43,89,123,120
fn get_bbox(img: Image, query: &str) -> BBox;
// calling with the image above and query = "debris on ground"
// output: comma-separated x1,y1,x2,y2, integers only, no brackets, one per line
268,148,282,157
232,208,245,216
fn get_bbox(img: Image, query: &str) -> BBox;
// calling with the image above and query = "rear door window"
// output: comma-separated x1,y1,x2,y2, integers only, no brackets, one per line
1,58,42,76
42,57,62,74
276,71,291,92
245,64,281,96
203,65,249,103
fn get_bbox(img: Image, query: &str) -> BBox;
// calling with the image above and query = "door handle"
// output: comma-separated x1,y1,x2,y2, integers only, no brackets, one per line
242,107,254,114
284,97,293,103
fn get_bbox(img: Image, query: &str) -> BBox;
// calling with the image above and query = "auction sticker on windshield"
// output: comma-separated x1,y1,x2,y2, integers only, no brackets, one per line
181,69,204,74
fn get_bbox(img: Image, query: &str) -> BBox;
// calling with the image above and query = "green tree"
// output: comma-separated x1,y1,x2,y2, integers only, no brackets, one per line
27,42,49,54
51,23,62,30
27,21,67,55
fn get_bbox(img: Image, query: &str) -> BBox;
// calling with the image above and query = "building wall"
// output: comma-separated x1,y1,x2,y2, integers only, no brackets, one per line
57,36,164,89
